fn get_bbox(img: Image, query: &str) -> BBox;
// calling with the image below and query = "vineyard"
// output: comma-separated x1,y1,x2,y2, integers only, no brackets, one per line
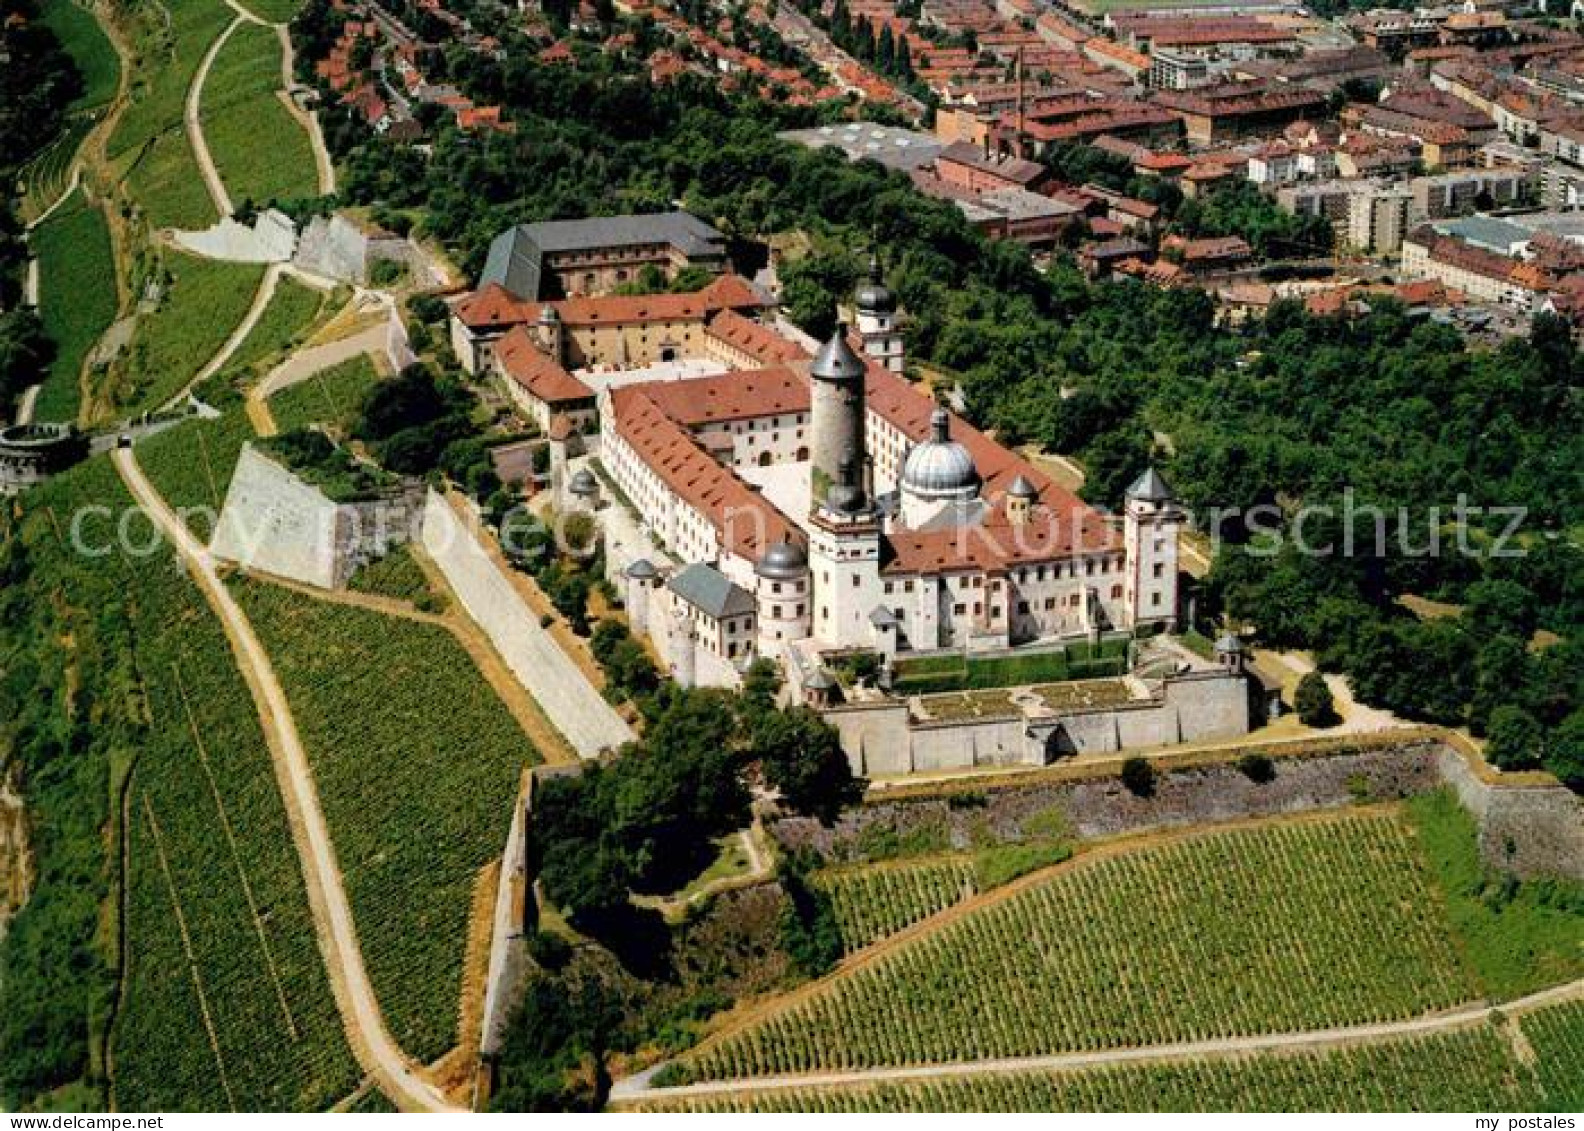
813,858,978,952
233,580,540,1063
28,189,118,423
0,459,359,1110
118,252,265,411
200,22,320,207
108,0,233,230
136,375,257,536
635,1021,1560,1111
1523,999,1584,1110
269,354,381,435
227,277,338,378
670,811,1480,1082
346,543,442,609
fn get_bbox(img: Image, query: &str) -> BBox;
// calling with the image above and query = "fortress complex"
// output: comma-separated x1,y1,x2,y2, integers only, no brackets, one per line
448,249,1186,698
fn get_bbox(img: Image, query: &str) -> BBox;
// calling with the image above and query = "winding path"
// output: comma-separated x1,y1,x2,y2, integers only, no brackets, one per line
112,446,462,1113
612,976,1584,1103
158,261,281,413
186,18,244,219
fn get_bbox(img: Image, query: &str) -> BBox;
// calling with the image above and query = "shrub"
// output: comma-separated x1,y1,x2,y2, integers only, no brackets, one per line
1296,672,1339,727
1237,753,1276,784
1120,756,1156,797
1485,705,1543,771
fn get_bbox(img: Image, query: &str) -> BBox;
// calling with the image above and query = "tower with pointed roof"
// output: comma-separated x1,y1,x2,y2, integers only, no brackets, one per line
808,323,869,506
1123,467,1183,632
854,255,904,374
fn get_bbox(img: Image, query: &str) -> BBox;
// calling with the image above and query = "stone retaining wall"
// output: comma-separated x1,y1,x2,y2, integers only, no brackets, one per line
772,735,1584,880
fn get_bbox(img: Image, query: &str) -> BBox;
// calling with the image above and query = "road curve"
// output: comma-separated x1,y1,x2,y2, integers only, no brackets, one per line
112,447,464,1114
187,19,242,219
613,976,1584,1103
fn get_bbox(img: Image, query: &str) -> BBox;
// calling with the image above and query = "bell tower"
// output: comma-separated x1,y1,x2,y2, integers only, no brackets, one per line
854,255,904,374
1123,467,1183,632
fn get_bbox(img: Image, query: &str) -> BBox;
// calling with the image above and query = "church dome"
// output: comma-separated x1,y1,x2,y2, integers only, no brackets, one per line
901,407,979,500
755,540,808,580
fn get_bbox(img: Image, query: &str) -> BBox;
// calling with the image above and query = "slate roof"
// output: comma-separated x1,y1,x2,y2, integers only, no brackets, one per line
668,562,756,620
479,211,726,298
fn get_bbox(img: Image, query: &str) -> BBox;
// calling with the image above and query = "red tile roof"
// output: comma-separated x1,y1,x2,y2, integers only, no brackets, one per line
493,326,593,405
705,310,809,366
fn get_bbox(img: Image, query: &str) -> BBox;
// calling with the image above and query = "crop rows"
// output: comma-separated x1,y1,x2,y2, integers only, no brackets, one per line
31,464,361,1110
638,1023,1541,1111
110,0,234,230
234,580,540,1063
270,354,381,435
201,22,320,208
1522,998,1584,1110
29,189,117,422
228,276,336,378
813,859,977,952
119,251,264,412
674,813,1478,1082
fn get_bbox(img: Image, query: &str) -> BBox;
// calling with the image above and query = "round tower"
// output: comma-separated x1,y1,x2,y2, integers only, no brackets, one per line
754,541,811,658
623,558,658,636
1123,466,1183,632
808,325,868,507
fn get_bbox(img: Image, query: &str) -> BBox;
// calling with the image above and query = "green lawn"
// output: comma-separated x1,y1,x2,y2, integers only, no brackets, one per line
109,0,233,229
232,580,540,1063
226,276,335,378
1405,789,1584,1000
40,0,120,112
201,22,319,207
29,189,118,424
117,251,264,412
268,354,380,434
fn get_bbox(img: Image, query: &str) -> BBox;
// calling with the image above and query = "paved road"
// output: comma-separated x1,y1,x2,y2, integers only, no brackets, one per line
15,386,40,426
113,447,463,1113
612,976,1584,1103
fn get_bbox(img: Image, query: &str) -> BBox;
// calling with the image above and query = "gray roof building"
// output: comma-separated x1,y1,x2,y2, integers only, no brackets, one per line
479,211,727,298
668,562,756,620
778,122,944,172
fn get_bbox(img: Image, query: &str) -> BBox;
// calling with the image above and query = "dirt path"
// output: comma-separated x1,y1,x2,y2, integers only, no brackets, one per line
112,447,462,1113
160,262,281,412
186,18,243,219
273,24,336,195
246,319,388,436
614,976,1584,1103
24,164,83,231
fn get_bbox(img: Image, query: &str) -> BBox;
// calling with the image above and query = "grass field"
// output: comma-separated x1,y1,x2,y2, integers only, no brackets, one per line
670,811,1481,1082
109,0,233,230
200,23,319,208
118,251,264,411
1404,790,1584,999
232,580,540,1063
635,1019,1567,1111
18,118,93,224
268,354,380,434
29,189,118,423
1,459,359,1110
226,278,337,378
41,0,121,111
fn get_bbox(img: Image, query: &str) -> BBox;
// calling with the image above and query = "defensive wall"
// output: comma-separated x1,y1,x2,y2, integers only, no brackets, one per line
771,729,1584,881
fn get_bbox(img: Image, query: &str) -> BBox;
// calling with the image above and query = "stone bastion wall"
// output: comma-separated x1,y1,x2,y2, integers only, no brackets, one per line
770,733,1584,881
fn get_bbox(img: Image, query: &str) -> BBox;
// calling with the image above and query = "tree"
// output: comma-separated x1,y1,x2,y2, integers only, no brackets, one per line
750,706,866,825
1295,672,1338,727
1120,756,1156,797
1485,705,1543,771
1237,752,1276,783
1545,709,1584,789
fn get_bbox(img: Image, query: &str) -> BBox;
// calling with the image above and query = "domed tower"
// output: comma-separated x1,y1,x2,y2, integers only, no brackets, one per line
855,255,903,374
754,540,812,658
899,406,982,530
1123,467,1182,632
808,325,869,508
623,558,659,636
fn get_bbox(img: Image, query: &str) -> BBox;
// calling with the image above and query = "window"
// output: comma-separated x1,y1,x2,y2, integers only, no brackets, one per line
796,603,805,617
1044,597,1055,610
852,575,860,588
885,581,894,594
1153,562,1164,578
1152,593,1161,607
1017,601,1029,614
773,605,782,619
954,602,966,615
772,582,782,594
1111,584,1122,599
905,580,915,593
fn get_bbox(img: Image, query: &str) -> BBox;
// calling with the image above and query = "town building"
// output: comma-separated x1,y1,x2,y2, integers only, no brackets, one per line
478,211,728,299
